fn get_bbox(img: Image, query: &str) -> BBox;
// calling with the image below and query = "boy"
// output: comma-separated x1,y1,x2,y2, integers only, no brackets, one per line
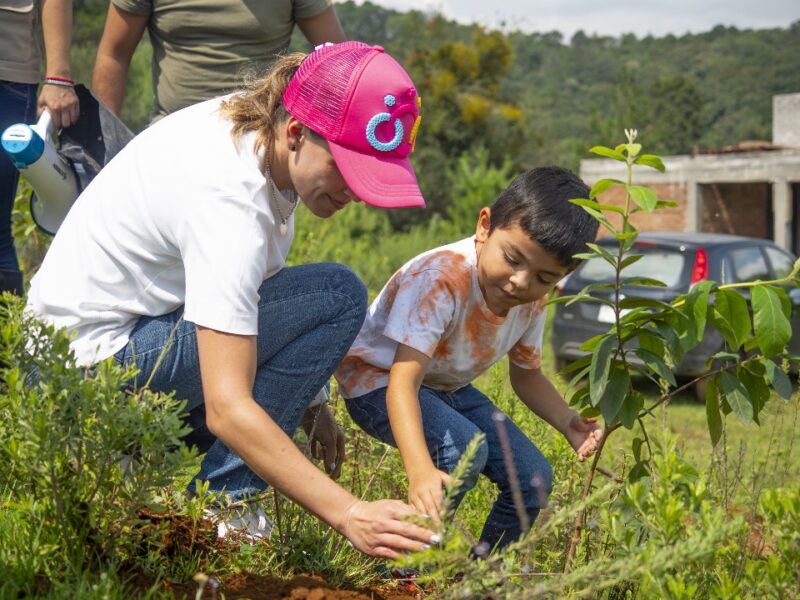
335,167,603,551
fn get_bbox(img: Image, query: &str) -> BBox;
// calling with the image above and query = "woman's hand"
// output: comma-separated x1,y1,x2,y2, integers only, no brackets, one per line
407,467,451,526
342,499,439,559
564,413,603,461
301,404,346,479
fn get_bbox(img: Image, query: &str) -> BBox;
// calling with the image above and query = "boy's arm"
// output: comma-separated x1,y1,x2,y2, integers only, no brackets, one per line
387,344,451,523
509,362,602,461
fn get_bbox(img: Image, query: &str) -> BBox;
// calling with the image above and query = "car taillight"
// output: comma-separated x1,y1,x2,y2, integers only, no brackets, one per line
690,247,708,284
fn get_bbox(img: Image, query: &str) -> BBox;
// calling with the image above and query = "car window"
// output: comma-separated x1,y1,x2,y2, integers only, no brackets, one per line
764,247,795,279
727,247,770,282
575,247,686,287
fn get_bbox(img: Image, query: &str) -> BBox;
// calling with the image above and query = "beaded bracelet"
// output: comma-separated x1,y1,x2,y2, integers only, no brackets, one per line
43,76,75,87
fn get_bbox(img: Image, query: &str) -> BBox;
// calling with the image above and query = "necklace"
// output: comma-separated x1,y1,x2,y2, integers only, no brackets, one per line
264,159,298,236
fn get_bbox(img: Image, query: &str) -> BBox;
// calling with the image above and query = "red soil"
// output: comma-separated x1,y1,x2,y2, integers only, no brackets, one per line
154,572,421,600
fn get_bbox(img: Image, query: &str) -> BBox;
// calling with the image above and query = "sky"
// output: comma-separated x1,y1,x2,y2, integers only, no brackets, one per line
344,0,799,40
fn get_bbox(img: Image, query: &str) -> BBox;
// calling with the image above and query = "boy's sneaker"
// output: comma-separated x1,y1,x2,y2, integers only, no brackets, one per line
203,500,273,542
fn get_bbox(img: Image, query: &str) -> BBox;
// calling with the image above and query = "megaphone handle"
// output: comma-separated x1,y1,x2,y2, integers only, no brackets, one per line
34,110,54,141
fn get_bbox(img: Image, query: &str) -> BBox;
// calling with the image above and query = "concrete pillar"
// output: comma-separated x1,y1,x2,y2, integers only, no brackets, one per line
772,179,791,250
685,180,702,231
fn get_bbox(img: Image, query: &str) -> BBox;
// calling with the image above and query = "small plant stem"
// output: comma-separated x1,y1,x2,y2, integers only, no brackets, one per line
272,487,284,544
596,465,622,482
493,411,530,535
637,417,653,459
359,445,392,499
564,426,611,574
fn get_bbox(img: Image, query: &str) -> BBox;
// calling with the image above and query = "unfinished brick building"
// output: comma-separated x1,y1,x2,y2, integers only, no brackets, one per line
580,93,800,254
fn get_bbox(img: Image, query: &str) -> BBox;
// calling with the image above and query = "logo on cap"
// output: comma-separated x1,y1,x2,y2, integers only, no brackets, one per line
365,88,422,155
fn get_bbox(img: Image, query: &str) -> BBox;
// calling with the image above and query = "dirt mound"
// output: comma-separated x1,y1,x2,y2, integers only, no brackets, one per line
153,572,420,600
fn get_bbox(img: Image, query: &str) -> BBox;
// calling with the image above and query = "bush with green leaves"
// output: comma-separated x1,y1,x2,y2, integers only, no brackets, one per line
392,132,800,598
0,295,199,594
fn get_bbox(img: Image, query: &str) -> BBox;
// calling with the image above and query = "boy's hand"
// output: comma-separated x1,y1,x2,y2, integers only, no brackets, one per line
564,414,603,462
407,467,451,526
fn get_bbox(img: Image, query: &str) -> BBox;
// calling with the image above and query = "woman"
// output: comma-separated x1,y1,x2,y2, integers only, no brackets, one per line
27,42,434,558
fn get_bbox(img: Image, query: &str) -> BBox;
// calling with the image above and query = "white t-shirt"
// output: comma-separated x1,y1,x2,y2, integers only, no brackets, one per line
335,236,547,399
27,96,297,366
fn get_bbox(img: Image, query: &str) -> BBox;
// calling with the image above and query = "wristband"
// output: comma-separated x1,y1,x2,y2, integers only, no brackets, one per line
43,77,75,88
45,75,74,84
342,499,365,540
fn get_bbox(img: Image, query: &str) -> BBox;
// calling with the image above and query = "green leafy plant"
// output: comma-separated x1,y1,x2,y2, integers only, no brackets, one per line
552,129,800,570
0,295,202,593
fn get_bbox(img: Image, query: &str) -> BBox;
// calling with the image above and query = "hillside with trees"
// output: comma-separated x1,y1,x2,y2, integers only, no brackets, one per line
70,0,800,225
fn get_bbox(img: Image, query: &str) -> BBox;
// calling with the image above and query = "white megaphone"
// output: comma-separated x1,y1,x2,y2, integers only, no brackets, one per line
1,110,81,235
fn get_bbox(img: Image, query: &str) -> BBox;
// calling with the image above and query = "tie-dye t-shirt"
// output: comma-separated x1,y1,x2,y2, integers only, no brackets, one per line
335,236,547,399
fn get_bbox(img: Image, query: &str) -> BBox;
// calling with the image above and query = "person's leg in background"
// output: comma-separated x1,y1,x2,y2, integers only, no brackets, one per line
114,262,367,499
0,81,37,295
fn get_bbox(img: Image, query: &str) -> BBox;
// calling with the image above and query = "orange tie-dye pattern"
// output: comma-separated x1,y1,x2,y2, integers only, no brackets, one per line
463,304,501,366
508,342,542,370
335,353,388,397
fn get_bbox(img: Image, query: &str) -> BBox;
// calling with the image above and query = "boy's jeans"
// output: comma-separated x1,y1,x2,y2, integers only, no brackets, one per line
113,263,367,500
346,384,553,551
0,81,37,272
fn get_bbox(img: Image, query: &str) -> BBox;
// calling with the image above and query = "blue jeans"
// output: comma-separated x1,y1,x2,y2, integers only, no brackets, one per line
113,263,367,500
346,384,553,551
0,81,37,272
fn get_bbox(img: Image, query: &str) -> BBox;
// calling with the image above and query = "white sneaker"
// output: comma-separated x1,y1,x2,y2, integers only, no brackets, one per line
203,501,273,542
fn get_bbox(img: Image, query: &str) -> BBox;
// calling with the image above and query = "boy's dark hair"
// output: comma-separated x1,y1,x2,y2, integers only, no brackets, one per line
489,166,598,269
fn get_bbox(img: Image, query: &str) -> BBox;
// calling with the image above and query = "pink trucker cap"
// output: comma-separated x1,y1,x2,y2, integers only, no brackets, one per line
283,41,425,209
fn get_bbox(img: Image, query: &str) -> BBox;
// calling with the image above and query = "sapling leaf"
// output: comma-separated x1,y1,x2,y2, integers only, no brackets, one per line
760,357,793,400
625,143,642,157
580,332,607,352
654,199,679,209
619,253,644,269
559,354,591,375
569,365,592,388
589,335,616,406
634,348,677,386
599,368,631,423
618,390,644,430
620,277,668,287
590,145,626,161
634,154,666,172
709,289,750,350
740,365,770,425
719,371,753,424
752,285,792,357
705,378,723,447
580,205,618,234
615,230,638,243
680,280,714,352
588,178,623,199
628,185,658,212
638,329,666,357
572,199,624,214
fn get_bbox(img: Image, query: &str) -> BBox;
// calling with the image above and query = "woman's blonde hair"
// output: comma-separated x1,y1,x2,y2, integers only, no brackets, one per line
220,52,307,154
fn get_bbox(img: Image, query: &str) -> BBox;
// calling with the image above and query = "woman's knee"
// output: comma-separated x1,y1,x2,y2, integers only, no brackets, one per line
328,263,367,319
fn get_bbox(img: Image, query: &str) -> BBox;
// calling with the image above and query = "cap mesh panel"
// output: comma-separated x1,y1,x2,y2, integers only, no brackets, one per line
285,42,372,140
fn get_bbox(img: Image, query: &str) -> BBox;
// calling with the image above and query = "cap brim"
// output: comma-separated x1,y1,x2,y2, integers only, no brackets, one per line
328,142,425,209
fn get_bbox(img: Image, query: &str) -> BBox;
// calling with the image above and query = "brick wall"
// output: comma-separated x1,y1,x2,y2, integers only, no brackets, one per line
595,183,688,237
